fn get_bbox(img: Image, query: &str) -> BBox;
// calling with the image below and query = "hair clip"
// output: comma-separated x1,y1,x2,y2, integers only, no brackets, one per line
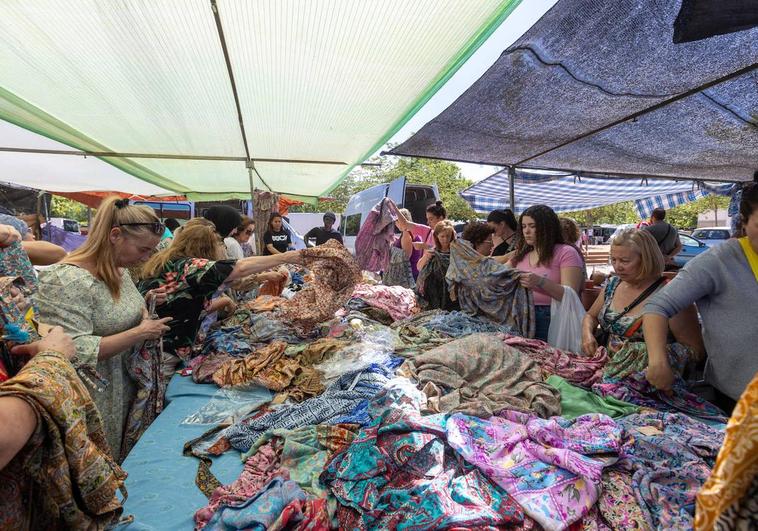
114,199,129,209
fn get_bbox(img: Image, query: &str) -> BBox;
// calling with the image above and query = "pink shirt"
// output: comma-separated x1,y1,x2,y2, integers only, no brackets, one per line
410,223,436,247
513,244,583,306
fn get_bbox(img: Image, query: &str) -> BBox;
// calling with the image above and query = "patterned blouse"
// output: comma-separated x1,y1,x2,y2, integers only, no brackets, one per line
35,263,146,457
137,257,235,358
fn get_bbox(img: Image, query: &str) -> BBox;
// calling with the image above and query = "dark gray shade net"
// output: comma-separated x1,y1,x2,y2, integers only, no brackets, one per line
391,0,758,182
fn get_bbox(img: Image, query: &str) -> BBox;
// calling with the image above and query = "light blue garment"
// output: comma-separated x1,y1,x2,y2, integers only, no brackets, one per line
203,477,306,531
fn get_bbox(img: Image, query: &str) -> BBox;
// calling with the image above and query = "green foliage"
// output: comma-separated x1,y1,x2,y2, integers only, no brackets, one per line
562,202,639,227
290,154,476,220
666,195,729,229
50,196,88,221
562,195,730,228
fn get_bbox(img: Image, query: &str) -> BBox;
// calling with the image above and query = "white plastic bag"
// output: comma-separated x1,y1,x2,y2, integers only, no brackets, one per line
548,286,586,353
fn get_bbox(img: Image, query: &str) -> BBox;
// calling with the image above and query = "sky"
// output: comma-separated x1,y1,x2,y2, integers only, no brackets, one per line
382,0,559,183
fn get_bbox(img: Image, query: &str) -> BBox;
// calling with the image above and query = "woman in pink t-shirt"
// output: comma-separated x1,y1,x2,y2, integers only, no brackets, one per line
389,201,447,250
510,205,584,341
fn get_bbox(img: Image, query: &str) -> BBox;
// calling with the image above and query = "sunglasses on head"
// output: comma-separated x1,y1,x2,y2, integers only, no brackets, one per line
118,222,165,235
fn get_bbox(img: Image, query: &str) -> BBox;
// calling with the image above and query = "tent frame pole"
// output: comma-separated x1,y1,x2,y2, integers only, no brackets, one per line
508,165,516,211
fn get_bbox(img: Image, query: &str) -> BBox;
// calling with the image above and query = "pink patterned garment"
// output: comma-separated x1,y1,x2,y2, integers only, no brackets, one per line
354,198,397,273
194,439,285,530
351,283,419,321
446,410,623,531
501,334,608,387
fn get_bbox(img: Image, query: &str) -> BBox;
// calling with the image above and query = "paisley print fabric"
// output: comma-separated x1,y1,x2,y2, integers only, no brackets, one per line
616,412,724,530
0,350,127,530
321,380,527,530
446,239,535,336
276,240,362,334
449,410,623,531
696,371,758,530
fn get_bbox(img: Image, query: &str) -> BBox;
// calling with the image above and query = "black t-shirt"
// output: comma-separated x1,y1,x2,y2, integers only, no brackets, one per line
304,226,343,246
263,229,291,254
491,237,515,257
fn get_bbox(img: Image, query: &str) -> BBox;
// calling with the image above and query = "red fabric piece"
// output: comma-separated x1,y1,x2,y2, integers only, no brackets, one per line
270,497,330,531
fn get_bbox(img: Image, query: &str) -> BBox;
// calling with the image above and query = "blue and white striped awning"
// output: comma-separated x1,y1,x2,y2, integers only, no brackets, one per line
460,169,735,218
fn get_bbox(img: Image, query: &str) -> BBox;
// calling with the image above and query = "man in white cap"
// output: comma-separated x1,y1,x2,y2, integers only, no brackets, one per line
304,212,343,247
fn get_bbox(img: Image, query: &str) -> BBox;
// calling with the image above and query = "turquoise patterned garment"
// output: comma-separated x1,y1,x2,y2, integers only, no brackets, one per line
320,380,526,530
446,410,623,531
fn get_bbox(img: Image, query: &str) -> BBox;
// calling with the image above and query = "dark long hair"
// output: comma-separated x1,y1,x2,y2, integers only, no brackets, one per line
203,205,242,238
487,208,517,231
426,201,447,219
267,212,283,233
512,204,565,266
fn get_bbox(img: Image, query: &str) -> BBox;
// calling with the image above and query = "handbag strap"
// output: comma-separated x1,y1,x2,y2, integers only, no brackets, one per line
607,276,665,326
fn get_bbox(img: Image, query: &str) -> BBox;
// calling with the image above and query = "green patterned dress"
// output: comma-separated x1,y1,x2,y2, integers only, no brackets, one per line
35,263,145,458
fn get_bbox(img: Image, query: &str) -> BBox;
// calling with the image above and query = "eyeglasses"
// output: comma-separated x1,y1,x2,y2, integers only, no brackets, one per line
244,229,254,235
118,222,165,235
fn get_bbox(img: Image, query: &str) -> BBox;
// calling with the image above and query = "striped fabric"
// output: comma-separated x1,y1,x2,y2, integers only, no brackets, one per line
460,169,734,217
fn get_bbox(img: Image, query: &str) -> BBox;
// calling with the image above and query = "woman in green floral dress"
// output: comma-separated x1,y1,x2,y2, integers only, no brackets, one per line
35,197,173,459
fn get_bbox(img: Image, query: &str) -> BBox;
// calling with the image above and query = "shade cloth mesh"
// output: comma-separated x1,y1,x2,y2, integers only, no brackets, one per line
391,0,758,183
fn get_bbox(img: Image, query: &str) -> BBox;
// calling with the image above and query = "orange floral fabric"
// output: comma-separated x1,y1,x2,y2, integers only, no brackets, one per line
695,372,758,529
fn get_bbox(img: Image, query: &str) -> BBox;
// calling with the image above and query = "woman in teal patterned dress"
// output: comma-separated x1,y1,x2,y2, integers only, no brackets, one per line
581,228,703,378
35,197,173,459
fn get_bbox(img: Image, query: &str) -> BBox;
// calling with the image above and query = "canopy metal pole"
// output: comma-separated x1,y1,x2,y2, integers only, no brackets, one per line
210,0,272,192
508,166,516,211
0,146,347,165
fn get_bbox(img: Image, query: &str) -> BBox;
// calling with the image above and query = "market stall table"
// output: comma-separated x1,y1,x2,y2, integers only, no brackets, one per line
121,373,271,530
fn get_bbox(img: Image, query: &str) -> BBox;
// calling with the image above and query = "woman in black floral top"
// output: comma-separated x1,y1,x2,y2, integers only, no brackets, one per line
138,218,300,358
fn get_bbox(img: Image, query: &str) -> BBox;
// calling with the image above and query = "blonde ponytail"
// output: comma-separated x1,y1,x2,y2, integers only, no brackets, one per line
66,196,159,299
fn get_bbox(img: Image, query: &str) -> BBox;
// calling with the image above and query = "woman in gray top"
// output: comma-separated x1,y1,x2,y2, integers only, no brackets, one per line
643,183,758,410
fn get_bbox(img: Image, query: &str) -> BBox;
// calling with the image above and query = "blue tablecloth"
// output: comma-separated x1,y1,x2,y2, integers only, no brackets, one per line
121,374,271,530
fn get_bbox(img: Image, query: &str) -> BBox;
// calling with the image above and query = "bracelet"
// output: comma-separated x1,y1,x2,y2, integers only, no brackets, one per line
537,276,546,288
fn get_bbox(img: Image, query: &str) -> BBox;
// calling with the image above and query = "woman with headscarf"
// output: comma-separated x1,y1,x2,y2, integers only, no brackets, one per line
203,205,244,259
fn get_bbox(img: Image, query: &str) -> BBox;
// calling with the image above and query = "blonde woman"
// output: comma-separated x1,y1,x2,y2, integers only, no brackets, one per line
34,197,172,457
582,229,703,378
138,218,300,357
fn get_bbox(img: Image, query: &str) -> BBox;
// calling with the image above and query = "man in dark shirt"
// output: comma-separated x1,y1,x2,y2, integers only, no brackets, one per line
304,212,343,247
643,208,682,267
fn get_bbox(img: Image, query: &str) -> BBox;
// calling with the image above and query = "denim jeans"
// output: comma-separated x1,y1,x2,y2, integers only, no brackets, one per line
534,305,551,342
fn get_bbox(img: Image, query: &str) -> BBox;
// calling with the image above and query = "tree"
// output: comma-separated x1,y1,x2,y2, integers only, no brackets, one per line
562,202,639,227
289,154,477,220
666,195,729,229
50,196,88,221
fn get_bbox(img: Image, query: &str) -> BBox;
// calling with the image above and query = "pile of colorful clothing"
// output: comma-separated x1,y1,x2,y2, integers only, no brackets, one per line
119,244,741,531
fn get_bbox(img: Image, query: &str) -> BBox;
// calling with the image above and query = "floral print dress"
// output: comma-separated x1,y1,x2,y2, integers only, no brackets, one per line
35,264,146,458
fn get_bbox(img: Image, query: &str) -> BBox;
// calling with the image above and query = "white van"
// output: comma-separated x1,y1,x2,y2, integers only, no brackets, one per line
341,176,439,253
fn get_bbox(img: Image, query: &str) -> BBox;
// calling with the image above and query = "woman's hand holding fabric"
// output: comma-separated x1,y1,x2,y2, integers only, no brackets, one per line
0,224,22,246
146,286,168,306
645,360,675,395
518,272,544,290
581,331,598,357
11,326,75,359
137,316,172,341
